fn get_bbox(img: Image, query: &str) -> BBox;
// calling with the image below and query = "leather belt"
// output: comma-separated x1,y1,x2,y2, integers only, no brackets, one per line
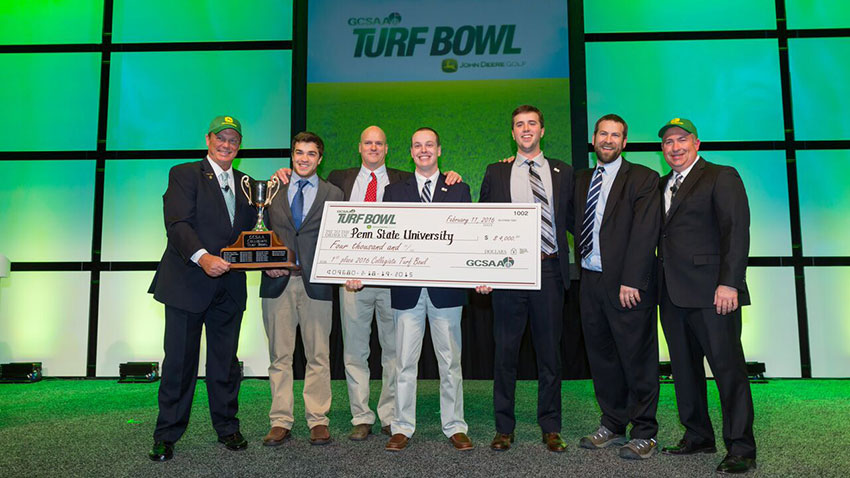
541,252,558,261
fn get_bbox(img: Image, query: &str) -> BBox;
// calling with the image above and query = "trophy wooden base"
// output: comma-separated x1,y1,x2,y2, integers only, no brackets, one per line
221,230,295,269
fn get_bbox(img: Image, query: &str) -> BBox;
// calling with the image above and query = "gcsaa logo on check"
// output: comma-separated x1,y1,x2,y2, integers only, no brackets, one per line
466,257,515,268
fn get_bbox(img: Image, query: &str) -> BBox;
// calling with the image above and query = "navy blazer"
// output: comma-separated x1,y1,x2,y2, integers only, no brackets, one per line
148,159,256,313
479,157,575,288
383,173,472,310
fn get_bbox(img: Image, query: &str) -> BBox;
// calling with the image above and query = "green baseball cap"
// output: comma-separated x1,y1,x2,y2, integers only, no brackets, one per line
208,115,242,136
658,118,697,138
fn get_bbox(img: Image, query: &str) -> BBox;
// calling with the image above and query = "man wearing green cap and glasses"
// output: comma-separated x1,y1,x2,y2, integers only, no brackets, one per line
656,118,756,474
147,115,257,461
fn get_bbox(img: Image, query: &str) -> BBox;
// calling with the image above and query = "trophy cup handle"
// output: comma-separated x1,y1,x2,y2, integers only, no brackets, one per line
266,176,281,205
240,175,252,201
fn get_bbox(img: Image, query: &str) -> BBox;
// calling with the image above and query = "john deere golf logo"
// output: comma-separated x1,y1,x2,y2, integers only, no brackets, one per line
671,118,683,125
466,257,515,268
348,12,402,26
442,59,458,73
224,116,234,124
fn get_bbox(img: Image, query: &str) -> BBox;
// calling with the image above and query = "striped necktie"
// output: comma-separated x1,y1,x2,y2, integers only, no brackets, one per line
579,166,605,259
220,172,235,226
526,160,556,254
420,179,432,203
666,173,683,215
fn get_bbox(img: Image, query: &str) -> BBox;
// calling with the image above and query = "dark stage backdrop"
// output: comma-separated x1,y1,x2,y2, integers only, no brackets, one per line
1,1,849,379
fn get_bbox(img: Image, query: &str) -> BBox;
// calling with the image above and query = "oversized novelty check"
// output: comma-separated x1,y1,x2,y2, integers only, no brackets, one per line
310,202,541,289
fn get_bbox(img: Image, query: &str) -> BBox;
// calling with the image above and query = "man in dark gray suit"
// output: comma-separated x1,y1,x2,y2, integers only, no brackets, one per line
656,118,756,474
259,132,344,446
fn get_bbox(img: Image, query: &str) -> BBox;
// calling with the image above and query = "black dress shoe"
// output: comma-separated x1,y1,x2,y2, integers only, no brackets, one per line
717,454,757,474
662,439,717,455
218,431,248,451
148,441,174,462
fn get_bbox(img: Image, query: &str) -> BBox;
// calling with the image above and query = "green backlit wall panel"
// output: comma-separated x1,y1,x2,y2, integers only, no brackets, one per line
106,50,292,151
0,1,103,45
786,0,850,29
788,38,850,141
112,0,292,43
596,151,792,257
584,1,775,33
101,158,286,261
2,53,101,151
96,271,271,377
0,272,90,376
797,150,850,256
658,267,799,377
586,40,784,142
805,267,850,377
0,160,95,262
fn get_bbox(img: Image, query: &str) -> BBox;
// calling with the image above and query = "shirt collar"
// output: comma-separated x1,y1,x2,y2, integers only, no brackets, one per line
415,169,440,185
359,163,388,179
206,155,232,178
291,171,318,187
515,151,545,169
674,155,700,180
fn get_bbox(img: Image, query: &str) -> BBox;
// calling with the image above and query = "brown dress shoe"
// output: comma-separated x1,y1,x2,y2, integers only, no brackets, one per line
381,425,392,436
349,423,372,441
449,433,474,451
309,425,331,445
263,427,291,446
385,433,409,451
543,432,567,452
490,432,514,451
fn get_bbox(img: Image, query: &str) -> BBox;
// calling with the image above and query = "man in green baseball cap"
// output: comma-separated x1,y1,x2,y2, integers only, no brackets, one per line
656,116,757,474
209,115,243,136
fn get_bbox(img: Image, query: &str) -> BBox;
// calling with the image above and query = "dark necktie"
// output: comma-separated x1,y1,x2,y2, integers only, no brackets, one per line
667,173,683,215
291,179,307,229
579,166,605,259
420,179,432,203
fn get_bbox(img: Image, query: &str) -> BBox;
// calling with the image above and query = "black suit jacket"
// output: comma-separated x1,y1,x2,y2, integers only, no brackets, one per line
149,159,256,313
659,157,751,308
326,166,413,200
479,157,575,288
383,173,472,310
575,159,660,310
259,177,344,300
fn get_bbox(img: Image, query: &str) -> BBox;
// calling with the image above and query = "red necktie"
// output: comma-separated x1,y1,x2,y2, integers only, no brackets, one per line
364,172,377,202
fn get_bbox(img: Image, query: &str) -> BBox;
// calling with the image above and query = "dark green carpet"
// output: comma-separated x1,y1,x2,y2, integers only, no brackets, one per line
1,379,848,477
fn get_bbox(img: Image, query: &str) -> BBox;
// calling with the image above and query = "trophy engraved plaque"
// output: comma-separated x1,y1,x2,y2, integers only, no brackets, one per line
221,176,296,269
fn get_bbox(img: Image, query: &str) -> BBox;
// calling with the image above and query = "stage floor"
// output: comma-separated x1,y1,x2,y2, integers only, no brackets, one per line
1,379,847,477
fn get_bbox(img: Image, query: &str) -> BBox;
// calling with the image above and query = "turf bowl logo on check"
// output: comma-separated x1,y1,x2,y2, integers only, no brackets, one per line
466,257,515,268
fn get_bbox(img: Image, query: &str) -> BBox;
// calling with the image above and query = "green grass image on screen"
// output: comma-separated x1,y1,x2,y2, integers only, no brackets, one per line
307,78,571,199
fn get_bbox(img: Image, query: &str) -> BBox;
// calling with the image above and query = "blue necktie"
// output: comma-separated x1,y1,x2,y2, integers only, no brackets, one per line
579,166,605,259
291,179,307,229
220,172,235,226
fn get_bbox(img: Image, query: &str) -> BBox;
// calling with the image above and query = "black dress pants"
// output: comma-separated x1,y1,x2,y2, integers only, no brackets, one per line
154,285,244,443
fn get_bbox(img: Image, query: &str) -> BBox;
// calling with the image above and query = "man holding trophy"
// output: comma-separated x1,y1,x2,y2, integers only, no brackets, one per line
259,132,344,446
148,115,257,461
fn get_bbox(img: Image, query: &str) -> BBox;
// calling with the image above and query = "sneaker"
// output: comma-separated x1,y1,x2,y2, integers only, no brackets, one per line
579,425,627,449
619,438,658,460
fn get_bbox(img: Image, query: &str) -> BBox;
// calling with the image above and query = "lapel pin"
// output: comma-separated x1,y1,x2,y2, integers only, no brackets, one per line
205,172,214,179
553,167,560,173
441,187,448,192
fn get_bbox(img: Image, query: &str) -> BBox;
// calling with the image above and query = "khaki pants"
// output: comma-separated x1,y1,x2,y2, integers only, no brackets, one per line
262,276,332,429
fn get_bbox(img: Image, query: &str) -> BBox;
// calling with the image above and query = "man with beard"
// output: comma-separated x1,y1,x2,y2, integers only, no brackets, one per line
574,114,661,459
478,105,575,453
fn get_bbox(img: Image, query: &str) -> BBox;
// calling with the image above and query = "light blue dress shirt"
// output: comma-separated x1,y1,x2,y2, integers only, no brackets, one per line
287,171,319,219
581,155,623,272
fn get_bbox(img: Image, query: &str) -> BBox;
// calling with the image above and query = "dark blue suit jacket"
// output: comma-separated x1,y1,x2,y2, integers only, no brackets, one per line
383,173,471,310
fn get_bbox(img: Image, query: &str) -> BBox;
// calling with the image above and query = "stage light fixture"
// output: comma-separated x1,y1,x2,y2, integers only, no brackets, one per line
659,361,768,383
118,362,159,383
0,362,43,383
